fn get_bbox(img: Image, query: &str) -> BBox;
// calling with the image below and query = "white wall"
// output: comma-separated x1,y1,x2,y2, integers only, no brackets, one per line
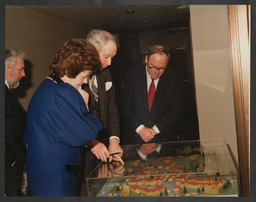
5,6,91,110
190,5,238,165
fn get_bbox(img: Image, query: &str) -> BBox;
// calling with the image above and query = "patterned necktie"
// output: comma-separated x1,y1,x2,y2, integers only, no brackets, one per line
90,74,98,102
148,78,155,112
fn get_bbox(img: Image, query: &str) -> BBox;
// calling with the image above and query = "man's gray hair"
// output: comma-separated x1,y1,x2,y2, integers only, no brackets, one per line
5,49,25,69
86,29,117,51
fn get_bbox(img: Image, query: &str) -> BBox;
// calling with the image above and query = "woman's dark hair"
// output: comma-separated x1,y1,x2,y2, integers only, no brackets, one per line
50,39,101,78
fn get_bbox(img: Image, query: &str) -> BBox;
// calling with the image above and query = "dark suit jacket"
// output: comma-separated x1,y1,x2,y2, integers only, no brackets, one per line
5,84,26,174
89,68,120,145
121,67,183,144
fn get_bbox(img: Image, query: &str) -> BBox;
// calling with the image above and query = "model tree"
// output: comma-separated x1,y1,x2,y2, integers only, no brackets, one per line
184,186,187,194
202,186,205,192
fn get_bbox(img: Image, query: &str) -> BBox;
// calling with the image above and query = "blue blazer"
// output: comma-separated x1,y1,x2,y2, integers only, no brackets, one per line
23,76,103,196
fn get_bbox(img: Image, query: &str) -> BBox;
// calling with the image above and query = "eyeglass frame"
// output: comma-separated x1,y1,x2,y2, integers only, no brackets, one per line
147,61,167,71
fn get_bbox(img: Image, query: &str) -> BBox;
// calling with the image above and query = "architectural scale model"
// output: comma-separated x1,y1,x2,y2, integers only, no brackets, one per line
86,140,238,197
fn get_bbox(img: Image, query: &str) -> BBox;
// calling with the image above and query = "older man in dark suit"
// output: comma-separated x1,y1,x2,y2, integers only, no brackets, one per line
121,45,183,144
84,29,123,163
80,30,123,196
5,49,27,196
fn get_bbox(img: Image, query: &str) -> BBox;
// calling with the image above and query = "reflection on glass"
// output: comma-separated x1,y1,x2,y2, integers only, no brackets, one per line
86,139,238,197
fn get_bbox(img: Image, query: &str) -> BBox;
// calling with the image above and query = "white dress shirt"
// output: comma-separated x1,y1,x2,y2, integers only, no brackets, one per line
5,79,10,89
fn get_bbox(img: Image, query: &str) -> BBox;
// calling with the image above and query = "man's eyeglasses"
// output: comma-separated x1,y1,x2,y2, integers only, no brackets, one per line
147,63,166,71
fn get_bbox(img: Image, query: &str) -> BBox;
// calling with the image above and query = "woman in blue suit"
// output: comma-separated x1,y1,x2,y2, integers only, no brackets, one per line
23,39,103,196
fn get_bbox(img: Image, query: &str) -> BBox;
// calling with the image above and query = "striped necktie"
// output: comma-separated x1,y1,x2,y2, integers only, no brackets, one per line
90,74,98,102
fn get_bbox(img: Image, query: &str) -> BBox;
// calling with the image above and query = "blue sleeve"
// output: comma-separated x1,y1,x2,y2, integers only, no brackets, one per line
43,84,103,147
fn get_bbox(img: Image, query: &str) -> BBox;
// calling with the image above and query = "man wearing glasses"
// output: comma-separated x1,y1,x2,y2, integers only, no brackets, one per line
121,45,183,144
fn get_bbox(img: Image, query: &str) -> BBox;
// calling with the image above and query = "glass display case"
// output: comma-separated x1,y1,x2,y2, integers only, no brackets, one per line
86,139,239,197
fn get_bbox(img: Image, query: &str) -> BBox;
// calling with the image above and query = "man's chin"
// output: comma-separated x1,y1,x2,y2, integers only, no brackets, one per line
100,65,109,71
10,82,20,89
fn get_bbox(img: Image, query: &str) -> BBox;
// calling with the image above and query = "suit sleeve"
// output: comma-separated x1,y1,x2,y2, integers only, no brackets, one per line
5,90,27,144
122,70,144,134
105,70,120,139
5,87,27,166
43,84,103,147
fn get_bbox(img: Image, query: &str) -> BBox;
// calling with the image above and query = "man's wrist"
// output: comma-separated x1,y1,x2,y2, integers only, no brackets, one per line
109,136,120,144
136,124,145,134
88,139,99,148
137,149,147,160
152,125,160,134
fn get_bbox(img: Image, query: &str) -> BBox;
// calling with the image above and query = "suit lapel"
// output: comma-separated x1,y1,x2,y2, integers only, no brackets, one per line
139,68,150,114
97,72,106,122
5,84,26,116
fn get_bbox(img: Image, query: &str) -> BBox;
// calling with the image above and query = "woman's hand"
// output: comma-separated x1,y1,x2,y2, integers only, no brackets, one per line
97,163,112,178
89,140,109,162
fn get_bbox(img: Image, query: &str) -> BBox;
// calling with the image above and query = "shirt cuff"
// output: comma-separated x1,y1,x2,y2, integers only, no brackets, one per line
109,136,120,143
136,124,145,134
137,149,147,160
152,125,160,134
155,144,162,153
